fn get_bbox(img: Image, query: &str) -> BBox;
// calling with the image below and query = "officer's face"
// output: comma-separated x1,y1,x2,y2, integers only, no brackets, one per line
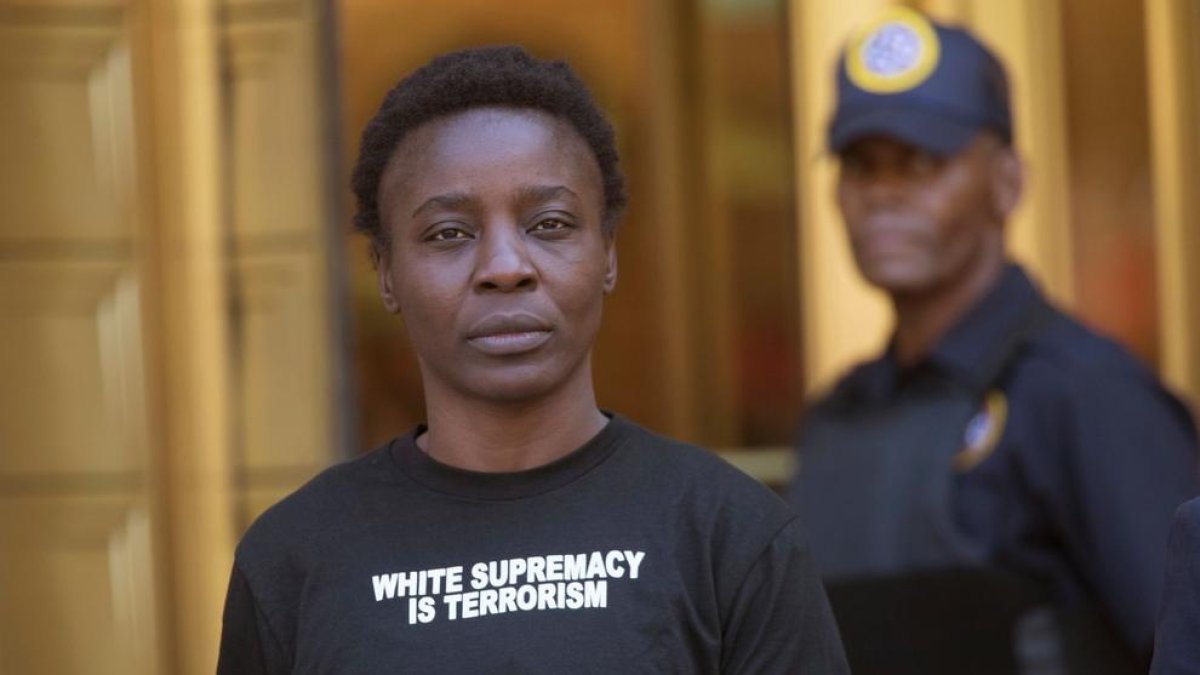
836,134,1019,296
374,108,616,405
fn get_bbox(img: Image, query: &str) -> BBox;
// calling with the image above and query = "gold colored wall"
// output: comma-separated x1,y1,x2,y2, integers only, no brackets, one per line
1062,0,1158,365
0,1,343,673
1147,0,1200,404
1,3,166,671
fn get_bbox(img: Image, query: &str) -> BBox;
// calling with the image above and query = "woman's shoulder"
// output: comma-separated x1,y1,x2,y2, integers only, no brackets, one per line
234,442,398,567
611,415,794,523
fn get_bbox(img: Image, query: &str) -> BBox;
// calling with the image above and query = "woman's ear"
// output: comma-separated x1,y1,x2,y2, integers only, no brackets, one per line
602,236,618,295
373,241,402,314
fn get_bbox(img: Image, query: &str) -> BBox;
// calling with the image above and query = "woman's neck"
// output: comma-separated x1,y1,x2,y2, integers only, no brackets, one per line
417,367,608,473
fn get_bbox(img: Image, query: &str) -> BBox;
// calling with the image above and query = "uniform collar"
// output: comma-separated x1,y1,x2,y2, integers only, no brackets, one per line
926,263,1043,391
857,264,1044,401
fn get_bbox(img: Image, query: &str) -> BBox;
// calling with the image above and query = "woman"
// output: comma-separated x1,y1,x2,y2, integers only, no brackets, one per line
217,46,847,674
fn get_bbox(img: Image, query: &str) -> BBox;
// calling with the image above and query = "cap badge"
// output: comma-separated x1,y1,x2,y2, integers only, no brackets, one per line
847,7,941,94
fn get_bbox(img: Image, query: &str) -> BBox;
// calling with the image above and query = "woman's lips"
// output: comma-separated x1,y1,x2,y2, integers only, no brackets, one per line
465,313,554,356
467,330,553,355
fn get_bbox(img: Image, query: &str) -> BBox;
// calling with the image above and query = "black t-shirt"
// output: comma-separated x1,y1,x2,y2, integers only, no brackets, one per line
218,415,849,674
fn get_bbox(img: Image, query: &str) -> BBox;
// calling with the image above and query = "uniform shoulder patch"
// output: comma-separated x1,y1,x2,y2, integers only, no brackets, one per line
846,6,941,94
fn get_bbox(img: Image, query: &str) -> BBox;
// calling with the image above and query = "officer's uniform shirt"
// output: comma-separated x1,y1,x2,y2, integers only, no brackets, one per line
792,264,1199,656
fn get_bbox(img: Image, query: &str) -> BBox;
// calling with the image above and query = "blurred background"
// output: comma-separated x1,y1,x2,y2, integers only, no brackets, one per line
2,0,1199,672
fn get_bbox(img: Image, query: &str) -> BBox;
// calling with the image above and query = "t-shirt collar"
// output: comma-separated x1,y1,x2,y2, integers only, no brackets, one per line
388,412,631,501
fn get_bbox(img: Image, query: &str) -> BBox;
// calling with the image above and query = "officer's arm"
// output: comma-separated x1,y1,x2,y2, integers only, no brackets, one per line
1056,370,1199,655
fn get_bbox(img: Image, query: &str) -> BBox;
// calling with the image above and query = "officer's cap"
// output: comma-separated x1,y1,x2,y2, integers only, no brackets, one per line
828,7,1013,156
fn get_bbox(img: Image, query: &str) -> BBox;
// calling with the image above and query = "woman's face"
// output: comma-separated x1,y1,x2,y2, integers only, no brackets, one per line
375,107,616,406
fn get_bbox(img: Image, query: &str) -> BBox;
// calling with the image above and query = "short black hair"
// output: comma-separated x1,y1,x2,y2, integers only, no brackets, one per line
351,45,626,252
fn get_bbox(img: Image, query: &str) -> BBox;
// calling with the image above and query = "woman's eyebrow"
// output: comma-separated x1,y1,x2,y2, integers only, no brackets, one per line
411,191,475,218
513,184,579,204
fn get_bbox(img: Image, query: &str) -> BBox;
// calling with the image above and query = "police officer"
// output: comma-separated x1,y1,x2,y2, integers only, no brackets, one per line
789,7,1199,672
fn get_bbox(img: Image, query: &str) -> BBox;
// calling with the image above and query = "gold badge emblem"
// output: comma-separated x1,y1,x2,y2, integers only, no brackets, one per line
846,6,941,94
953,390,1007,473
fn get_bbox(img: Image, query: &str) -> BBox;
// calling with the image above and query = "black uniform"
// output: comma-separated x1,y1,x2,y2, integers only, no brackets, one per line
790,264,1199,658
219,415,849,674
1151,496,1200,675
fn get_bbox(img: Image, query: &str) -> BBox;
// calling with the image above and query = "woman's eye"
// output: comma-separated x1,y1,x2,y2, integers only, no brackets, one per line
530,218,570,233
429,227,470,242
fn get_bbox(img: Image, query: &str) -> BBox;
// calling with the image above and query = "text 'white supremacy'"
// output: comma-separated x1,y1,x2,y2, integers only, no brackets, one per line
370,550,646,624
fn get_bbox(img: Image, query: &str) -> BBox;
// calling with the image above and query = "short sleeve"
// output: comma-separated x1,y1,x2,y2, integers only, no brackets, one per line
217,562,291,675
719,518,850,674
